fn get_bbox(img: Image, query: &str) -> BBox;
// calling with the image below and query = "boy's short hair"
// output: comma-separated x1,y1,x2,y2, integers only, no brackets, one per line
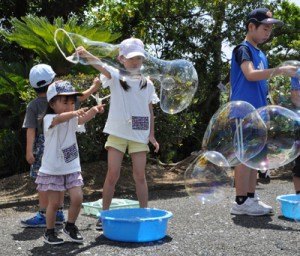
245,8,283,29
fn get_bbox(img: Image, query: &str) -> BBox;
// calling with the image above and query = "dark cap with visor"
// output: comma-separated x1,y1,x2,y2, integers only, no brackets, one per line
246,8,284,26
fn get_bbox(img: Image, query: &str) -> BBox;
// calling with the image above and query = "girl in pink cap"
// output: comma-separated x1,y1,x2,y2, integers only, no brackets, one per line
76,38,160,229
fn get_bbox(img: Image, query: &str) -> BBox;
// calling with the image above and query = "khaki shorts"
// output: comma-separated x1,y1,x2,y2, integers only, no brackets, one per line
105,135,149,154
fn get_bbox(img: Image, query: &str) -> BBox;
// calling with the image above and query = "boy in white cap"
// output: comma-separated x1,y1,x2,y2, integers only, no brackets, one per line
21,64,101,227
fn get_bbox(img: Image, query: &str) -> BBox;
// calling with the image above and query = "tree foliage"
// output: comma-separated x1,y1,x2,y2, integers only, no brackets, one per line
89,0,286,155
267,0,300,64
0,0,299,176
1,15,120,75
0,0,101,63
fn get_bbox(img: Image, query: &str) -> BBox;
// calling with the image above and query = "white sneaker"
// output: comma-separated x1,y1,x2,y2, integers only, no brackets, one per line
253,193,273,213
230,197,271,216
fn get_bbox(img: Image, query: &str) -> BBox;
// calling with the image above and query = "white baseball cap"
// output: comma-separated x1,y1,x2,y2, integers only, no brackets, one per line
47,81,83,102
119,38,145,59
29,64,56,88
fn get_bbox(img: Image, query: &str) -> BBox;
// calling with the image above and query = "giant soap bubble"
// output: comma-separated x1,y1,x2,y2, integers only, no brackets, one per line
268,60,300,111
238,105,300,171
54,29,198,114
202,101,267,166
184,151,233,205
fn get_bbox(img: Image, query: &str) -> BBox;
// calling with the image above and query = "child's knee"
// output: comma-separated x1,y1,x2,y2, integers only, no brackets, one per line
71,195,83,207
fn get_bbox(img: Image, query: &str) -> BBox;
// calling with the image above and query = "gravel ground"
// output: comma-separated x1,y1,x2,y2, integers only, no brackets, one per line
0,178,299,256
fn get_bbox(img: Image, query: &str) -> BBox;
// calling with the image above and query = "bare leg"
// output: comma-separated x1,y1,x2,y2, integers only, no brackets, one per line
131,151,148,208
293,176,300,193
67,186,83,223
38,191,48,209
102,147,124,210
234,164,252,196
46,191,60,229
39,191,64,213
248,169,258,193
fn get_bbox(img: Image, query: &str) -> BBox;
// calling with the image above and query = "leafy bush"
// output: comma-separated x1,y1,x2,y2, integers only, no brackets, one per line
0,14,200,177
0,129,28,177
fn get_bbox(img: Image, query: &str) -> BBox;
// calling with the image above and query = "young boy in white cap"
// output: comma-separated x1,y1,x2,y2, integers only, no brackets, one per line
21,64,101,227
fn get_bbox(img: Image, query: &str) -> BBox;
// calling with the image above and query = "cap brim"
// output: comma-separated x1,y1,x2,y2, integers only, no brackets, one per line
124,52,145,59
58,92,83,97
260,18,284,26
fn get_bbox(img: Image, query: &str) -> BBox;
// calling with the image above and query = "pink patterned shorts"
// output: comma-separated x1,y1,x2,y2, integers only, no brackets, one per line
35,172,84,191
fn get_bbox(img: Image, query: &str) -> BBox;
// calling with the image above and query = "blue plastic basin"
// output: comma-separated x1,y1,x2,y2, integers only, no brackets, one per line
276,194,300,220
100,208,173,242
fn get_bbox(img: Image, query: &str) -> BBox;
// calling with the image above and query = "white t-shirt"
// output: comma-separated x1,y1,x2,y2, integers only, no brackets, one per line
39,114,81,175
101,66,159,144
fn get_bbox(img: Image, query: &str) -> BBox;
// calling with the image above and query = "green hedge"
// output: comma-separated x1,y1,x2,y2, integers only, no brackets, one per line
0,73,199,177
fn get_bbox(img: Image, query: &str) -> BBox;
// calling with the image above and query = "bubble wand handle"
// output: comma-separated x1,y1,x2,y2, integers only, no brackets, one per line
91,94,111,105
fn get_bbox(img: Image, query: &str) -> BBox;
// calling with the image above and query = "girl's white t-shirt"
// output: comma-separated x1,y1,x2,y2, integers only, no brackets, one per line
39,114,81,175
100,66,159,144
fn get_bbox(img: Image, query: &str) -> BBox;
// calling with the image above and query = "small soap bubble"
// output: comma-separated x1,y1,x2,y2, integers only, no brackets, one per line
161,77,175,91
184,151,233,205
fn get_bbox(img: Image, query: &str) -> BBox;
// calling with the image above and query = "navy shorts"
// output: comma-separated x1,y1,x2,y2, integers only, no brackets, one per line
30,134,44,178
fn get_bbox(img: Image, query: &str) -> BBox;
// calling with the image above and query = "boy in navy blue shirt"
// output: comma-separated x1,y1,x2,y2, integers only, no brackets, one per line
291,74,300,194
230,8,297,216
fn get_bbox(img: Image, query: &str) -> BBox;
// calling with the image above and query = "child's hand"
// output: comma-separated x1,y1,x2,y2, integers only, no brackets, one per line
26,152,35,165
90,77,102,101
75,46,90,58
92,104,105,114
92,77,101,91
279,66,298,77
74,107,89,118
149,136,159,153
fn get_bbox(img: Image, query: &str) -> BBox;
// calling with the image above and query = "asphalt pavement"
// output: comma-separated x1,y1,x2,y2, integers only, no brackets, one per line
0,178,299,256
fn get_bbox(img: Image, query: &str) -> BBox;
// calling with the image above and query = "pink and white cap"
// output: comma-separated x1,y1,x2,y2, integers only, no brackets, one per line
119,38,145,59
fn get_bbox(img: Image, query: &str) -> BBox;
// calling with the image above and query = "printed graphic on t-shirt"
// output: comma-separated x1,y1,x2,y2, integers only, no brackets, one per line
62,143,78,163
257,61,265,70
132,116,149,130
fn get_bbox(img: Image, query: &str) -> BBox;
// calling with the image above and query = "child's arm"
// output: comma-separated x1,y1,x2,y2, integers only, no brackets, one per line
75,46,112,79
49,104,105,128
49,108,88,128
79,77,101,102
77,104,105,125
148,103,159,153
26,128,36,164
241,61,298,81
